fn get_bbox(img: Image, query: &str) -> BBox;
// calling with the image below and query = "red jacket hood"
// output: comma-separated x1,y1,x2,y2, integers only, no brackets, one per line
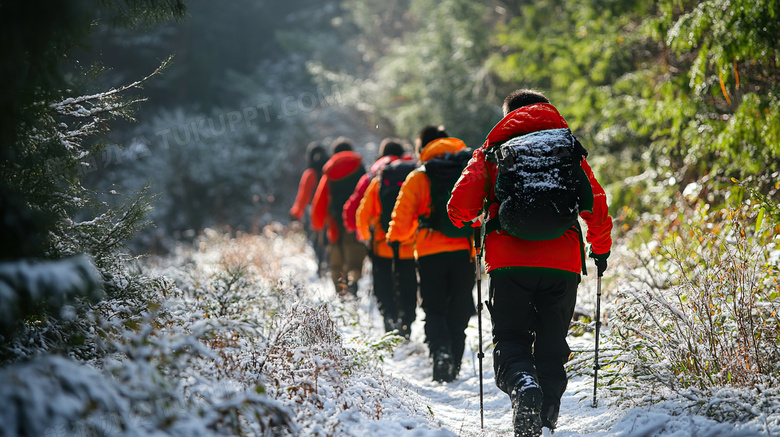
483,103,568,149
323,150,364,179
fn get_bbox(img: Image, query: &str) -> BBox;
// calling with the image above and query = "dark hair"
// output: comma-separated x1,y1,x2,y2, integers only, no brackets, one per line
330,136,354,154
502,89,550,115
415,125,448,156
306,141,328,173
378,138,405,157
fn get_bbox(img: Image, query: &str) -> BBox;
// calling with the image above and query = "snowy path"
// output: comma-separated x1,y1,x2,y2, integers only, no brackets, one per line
291,245,770,437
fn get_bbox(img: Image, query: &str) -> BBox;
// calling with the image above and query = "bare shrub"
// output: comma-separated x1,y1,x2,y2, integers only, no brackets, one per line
602,197,780,421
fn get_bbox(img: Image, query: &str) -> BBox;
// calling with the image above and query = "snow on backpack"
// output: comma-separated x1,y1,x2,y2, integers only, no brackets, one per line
418,149,473,238
329,167,366,224
379,159,418,232
490,128,593,241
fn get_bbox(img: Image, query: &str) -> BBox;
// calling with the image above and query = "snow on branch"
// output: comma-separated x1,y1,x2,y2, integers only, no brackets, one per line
0,255,104,334
47,58,171,153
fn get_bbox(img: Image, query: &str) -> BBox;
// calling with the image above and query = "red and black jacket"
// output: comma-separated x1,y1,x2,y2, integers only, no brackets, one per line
447,103,613,274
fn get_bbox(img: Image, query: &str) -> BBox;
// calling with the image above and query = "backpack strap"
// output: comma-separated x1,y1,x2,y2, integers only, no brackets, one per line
573,221,587,276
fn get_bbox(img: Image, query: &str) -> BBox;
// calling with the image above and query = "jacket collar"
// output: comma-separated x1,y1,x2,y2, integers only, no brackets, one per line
483,103,568,149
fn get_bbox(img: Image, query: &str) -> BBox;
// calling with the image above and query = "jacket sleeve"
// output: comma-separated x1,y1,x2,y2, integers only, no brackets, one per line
356,177,380,242
448,148,491,227
386,170,428,244
579,159,613,255
290,168,318,219
343,174,370,233
310,174,330,231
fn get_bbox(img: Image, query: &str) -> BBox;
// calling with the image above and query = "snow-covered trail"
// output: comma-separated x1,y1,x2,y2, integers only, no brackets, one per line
301,259,604,436
296,254,770,437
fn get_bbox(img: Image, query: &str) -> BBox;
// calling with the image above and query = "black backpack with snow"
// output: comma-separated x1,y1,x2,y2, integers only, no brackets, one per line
379,160,418,232
418,149,473,239
489,128,593,241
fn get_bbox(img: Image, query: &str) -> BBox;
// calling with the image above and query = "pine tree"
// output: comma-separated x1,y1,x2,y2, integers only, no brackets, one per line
0,0,184,343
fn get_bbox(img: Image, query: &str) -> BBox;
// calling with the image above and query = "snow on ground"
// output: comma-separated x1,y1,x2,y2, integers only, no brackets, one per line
137,227,772,437
288,244,771,436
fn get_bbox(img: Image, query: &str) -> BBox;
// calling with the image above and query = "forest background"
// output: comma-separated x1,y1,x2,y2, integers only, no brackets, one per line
78,0,780,244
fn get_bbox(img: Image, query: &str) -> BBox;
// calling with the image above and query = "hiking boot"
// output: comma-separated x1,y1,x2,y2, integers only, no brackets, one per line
346,281,358,297
396,322,411,340
541,404,559,431
510,373,543,437
432,347,456,382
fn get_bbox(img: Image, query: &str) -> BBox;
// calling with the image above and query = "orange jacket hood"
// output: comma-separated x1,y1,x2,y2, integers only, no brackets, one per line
420,137,468,162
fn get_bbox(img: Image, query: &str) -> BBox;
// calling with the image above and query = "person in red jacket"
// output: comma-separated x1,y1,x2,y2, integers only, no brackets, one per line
448,90,613,437
355,140,416,338
387,126,475,383
311,138,367,296
343,138,407,234
289,141,329,277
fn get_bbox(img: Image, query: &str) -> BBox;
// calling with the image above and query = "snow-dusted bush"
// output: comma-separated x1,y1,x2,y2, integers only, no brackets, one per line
603,196,780,421
146,226,427,436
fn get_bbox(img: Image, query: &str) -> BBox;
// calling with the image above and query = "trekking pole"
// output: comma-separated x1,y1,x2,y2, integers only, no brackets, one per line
592,273,602,408
474,220,485,429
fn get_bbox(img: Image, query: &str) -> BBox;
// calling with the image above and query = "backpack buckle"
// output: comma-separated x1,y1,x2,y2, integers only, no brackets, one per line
495,147,515,171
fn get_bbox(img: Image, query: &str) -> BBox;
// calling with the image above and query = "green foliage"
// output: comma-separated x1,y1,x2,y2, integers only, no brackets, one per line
313,0,501,146
491,0,780,217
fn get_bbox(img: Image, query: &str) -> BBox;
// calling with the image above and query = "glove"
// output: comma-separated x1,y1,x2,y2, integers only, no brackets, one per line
589,250,610,277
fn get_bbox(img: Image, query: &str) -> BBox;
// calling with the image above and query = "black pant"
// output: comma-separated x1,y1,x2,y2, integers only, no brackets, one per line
372,255,418,329
417,250,476,363
489,269,579,410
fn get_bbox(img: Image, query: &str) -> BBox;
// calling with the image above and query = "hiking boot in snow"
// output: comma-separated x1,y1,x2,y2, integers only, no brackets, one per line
449,361,461,382
396,322,411,340
541,404,559,431
510,372,543,437
345,281,358,297
432,347,456,382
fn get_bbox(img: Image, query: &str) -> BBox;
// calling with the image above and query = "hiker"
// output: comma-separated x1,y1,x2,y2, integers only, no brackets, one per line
355,139,417,338
343,138,408,236
387,126,476,382
311,137,367,297
447,89,613,436
289,141,330,277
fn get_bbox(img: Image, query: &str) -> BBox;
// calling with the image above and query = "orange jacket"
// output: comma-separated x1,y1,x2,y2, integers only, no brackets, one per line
311,151,365,243
386,138,474,258
447,103,613,274
289,168,320,220
356,176,416,259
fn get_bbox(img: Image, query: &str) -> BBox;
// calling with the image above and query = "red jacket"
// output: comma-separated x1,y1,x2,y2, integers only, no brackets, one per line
343,155,398,234
289,168,320,220
447,103,613,274
311,151,365,243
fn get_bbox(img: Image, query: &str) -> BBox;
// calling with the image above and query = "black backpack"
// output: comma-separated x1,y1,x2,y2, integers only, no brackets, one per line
329,167,366,224
489,128,593,241
418,149,473,238
378,160,418,232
